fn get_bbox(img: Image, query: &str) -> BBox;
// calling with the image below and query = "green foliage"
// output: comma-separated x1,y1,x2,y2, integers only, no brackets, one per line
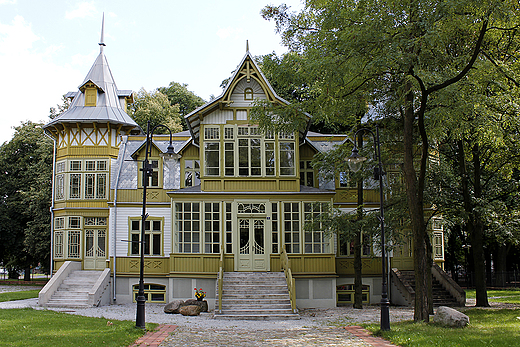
366,309,520,347
0,122,53,275
49,95,71,120
157,81,206,121
0,308,152,346
129,88,183,134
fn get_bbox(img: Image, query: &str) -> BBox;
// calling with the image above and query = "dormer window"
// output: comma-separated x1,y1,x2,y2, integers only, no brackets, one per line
244,87,253,100
84,82,97,107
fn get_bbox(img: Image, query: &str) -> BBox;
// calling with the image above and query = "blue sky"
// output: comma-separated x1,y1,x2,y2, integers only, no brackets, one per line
0,0,303,144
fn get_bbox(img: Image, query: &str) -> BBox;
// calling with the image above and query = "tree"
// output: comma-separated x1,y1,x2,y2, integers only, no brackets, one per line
0,122,53,278
129,88,183,133
257,0,520,321
157,81,206,127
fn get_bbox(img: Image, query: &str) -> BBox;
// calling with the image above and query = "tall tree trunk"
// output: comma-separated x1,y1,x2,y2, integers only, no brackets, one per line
24,266,31,281
495,244,510,287
471,143,489,307
402,86,429,321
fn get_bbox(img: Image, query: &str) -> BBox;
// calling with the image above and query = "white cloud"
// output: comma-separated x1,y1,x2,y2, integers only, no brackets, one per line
0,0,17,4
65,1,97,20
0,16,82,144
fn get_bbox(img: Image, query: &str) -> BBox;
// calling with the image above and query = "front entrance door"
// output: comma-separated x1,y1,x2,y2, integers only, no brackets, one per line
237,218,269,271
84,229,106,270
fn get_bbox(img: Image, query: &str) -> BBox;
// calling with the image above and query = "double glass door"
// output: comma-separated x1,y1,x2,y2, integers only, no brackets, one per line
237,218,269,271
84,229,106,270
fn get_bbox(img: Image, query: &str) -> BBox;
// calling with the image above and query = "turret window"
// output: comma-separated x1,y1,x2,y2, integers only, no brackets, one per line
57,159,108,200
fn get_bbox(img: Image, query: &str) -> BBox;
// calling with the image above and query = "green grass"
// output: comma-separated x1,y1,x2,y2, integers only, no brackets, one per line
0,308,155,346
366,309,520,347
465,289,520,304
0,290,40,302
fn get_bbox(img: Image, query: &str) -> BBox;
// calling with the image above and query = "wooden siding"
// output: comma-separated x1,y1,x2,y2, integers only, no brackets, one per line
391,257,414,271
201,179,300,192
108,189,171,204
111,257,169,275
169,254,234,274
336,257,382,275
270,254,336,275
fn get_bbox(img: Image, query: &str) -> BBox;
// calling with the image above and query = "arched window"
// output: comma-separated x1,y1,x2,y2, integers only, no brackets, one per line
244,87,253,100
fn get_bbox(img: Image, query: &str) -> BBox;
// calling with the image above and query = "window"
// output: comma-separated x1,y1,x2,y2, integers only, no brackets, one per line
303,203,330,253
53,216,84,259
272,203,279,253
85,86,97,107
63,160,108,200
300,160,315,187
244,87,253,100
184,160,200,187
142,160,160,187
238,138,262,176
434,232,444,260
204,203,220,253
280,142,295,175
176,202,201,253
339,233,372,256
225,203,233,253
55,162,65,200
130,218,162,256
133,284,166,303
339,171,356,188
283,202,300,253
337,284,370,305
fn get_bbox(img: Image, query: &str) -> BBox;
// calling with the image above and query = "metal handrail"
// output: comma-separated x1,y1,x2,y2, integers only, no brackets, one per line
281,248,297,313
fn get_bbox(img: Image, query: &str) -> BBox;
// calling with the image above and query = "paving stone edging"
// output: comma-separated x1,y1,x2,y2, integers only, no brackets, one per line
129,324,400,347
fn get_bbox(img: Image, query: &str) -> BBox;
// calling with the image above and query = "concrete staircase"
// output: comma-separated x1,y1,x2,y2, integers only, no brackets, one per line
396,270,460,306
215,272,300,320
44,270,104,308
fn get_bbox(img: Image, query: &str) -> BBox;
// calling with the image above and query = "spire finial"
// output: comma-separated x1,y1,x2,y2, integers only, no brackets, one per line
99,13,106,52
246,40,249,53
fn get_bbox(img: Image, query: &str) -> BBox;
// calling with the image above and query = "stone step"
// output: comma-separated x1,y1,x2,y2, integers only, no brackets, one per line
214,313,300,321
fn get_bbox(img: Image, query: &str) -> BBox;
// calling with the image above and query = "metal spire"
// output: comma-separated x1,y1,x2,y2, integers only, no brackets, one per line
99,13,106,52
246,40,249,53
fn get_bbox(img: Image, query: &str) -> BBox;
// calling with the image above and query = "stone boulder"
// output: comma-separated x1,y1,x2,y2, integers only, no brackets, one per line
184,299,209,312
179,305,202,316
434,306,469,327
164,300,184,314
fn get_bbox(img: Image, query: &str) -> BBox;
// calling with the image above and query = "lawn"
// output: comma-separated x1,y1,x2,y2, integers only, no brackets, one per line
0,308,154,346
465,289,520,304
366,308,520,347
0,290,40,302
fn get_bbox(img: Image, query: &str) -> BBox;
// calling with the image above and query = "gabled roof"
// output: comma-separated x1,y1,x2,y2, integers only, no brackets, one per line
184,48,310,144
44,18,139,132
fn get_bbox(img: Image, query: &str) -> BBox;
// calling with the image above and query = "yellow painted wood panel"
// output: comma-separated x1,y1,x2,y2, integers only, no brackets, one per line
114,257,169,275
270,254,335,274
391,257,414,271
203,180,222,191
278,180,299,191
336,257,382,275
334,189,380,204
108,189,171,204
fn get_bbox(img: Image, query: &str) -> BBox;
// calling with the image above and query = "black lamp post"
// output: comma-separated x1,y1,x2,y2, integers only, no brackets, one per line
346,124,390,331
136,120,176,329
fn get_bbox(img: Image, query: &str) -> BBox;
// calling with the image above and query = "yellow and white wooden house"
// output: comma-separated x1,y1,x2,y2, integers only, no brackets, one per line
43,30,451,309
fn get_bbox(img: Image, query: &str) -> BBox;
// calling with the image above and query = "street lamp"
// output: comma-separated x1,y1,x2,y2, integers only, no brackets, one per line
346,124,390,331
136,121,176,329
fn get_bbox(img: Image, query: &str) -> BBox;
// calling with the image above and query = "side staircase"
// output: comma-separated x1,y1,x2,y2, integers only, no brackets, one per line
215,272,300,320
44,270,105,308
392,264,466,307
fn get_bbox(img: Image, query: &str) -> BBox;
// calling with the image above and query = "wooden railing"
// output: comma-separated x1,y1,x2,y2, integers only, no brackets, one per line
281,248,297,313
217,246,224,313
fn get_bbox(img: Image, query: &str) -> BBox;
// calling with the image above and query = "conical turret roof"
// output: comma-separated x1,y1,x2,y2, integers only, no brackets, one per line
44,18,139,131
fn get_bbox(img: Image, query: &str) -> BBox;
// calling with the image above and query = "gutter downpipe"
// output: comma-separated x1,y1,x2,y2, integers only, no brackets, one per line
44,131,57,276
112,135,128,302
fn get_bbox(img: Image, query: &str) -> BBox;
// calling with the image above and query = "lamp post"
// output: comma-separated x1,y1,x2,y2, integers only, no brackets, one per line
136,120,176,329
346,124,390,331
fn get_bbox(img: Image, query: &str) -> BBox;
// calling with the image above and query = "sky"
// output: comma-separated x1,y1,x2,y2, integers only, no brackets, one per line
0,0,303,144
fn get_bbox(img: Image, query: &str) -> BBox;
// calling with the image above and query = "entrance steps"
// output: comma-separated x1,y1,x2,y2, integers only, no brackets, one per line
43,270,104,308
214,272,300,320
